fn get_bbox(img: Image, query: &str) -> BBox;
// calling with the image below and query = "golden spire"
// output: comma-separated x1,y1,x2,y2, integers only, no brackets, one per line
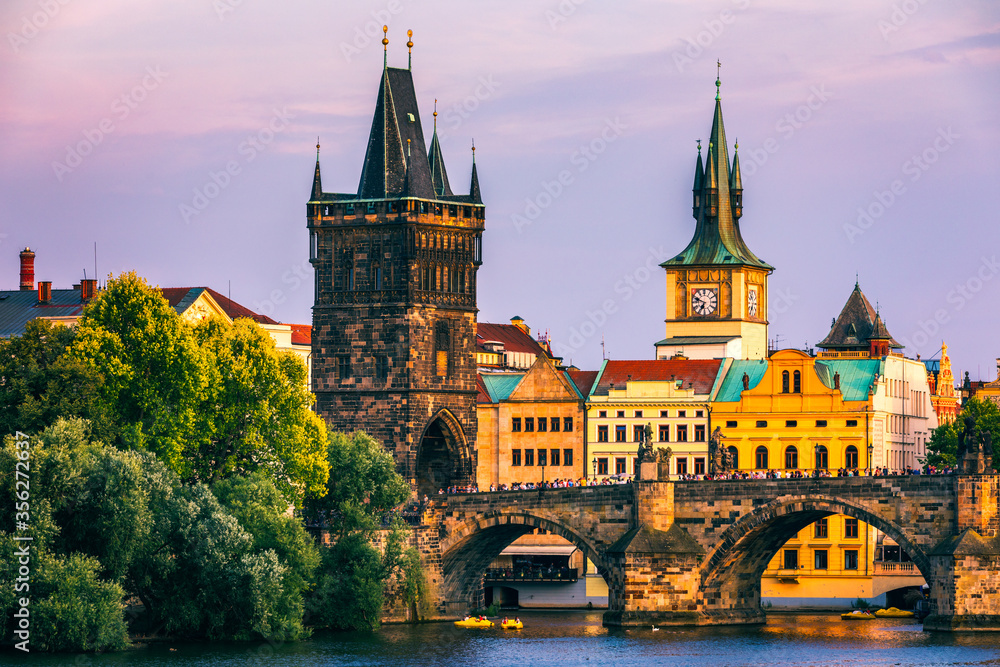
471,138,476,164
382,25,388,68
433,98,437,131
407,29,413,70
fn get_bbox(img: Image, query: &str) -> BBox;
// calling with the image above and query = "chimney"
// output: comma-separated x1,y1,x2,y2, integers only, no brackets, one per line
81,278,97,302
38,281,52,304
19,248,35,291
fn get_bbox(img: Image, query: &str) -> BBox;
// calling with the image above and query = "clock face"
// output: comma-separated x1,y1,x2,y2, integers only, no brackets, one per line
748,288,758,317
691,288,718,316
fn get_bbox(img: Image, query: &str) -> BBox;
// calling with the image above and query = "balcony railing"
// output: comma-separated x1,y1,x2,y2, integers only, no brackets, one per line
484,567,578,583
874,561,917,574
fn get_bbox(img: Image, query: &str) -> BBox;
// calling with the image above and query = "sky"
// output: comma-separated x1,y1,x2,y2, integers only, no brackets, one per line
2,0,998,381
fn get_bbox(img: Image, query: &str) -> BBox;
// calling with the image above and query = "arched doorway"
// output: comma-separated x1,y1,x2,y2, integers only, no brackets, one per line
416,410,470,497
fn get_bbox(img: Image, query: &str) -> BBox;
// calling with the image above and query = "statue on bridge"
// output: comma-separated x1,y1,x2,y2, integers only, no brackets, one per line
958,413,994,473
708,426,731,475
637,422,654,465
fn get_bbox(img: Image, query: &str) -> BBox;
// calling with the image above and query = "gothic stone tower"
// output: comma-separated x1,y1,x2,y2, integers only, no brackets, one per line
657,76,774,361
308,47,485,496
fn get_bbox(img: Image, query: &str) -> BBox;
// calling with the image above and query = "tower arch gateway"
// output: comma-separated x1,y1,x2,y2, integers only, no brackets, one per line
308,44,484,490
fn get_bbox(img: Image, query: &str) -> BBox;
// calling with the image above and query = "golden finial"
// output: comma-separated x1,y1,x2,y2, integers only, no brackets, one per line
316,136,320,158
716,59,722,100
471,138,476,164
382,25,388,68
697,139,702,152
407,29,413,69
407,138,411,157
734,137,738,151
433,98,437,131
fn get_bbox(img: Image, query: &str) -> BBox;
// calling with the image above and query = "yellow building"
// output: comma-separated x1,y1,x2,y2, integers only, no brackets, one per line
587,359,722,479
476,357,593,488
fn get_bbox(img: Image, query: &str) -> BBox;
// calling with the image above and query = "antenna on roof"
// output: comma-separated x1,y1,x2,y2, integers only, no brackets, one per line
601,335,606,361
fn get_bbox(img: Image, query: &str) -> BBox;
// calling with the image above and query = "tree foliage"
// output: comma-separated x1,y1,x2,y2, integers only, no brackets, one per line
925,398,1000,470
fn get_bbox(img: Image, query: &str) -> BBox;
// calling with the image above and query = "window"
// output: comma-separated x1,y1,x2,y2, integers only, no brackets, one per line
786,420,797,427
512,449,521,466
844,550,859,570
676,458,688,475
694,458,705,475
677,425,688,442
597,425,609,442
615,458,626,474
338,355,351,379
525,417,534,432
660,410,669,418
816,420,828,428
785,446,798,469
525,449,534,466
634,410,643,418
845,445,858,469
659,424,670,442
678,410,687,418
755,446,769,470
726,420,737,428
376,355,389,381
846,419,858,427
814,445,828,469
782,370,790,393
512,418,521,433
564,417,573,432
597,458,608,475
551,449,560,466
538,449,547,467
694,424,706,441
633,425,645,442
435,323,450,377
696,410,704,417
793,370,801,393
814,549,828,570
727,446,739,469
756,420,768,428
616,410,625,418
783,549,798,570
551,418,560,432
563,449,573,467
814,518,828,538
599,411,607,418
538,417,547,433
844,518,859,539
615,425,627,442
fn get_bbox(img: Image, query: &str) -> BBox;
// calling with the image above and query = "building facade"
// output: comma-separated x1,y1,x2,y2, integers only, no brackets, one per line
308,53,485,496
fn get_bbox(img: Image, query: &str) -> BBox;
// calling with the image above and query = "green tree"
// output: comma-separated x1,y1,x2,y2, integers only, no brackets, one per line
304,431,413,631
0,318,108,438
69,271,207,475
925,397,1000,470
193,317,329,501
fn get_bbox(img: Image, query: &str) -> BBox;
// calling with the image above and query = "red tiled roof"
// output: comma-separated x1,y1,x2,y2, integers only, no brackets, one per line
289,324,311,346
476,322,549,357
595,359,722,395
568,370,599,397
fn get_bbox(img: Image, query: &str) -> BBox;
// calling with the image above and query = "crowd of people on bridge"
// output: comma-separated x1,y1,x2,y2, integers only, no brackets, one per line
440,477,632,494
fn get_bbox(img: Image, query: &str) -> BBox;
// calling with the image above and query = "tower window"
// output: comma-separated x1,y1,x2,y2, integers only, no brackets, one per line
435,322,450,377
337,355,351,380
376,355,389,380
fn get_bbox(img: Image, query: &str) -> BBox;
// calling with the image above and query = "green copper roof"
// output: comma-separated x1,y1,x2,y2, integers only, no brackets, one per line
714,359,769,402
814,359,883,402
480,373,524,403
662,92,772,271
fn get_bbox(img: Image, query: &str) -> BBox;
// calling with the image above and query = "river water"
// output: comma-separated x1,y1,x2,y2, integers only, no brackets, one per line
7,612,1000,666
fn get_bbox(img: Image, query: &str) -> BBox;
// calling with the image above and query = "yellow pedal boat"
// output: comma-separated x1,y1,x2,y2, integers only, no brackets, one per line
875,607,915,618
454,617,494,628
501,620,523,630
841,610,876,620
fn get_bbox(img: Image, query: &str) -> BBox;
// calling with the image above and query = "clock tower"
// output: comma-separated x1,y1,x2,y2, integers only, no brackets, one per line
657,76,773,360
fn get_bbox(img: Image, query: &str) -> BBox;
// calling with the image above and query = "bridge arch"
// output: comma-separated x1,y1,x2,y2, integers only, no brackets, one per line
698,495,931,613
415,409,473,497
439,510,612,608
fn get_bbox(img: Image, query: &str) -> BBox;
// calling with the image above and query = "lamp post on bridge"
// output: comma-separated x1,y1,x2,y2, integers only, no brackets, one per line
867,442,874,475
592,457,597,482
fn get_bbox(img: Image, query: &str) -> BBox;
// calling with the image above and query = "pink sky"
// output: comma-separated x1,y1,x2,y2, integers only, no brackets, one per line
2,0,999,379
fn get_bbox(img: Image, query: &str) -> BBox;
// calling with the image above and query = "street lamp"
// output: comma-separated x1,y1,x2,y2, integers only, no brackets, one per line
592,457,597,481
813,444,821,478
867,443,874,475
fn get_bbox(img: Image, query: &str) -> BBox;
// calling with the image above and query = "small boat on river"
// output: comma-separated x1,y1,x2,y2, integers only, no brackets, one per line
874,607,915,618
455,616,494,628
841,609,876,620
501,619,523,630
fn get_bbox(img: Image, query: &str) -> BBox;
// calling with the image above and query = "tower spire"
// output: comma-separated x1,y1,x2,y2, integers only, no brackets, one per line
427,99,453,196
692,139,704,219
730,138,743,219
311,137,323,200
716,59,721,100
407,29,413,70
469,139,482,204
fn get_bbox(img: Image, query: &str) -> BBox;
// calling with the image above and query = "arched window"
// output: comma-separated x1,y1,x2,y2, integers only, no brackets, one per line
793,370,801,393
845,445,859,469
814,445,828,470
727,446,739,470
782,370,790,393
785,445,798,470
755,446,769,470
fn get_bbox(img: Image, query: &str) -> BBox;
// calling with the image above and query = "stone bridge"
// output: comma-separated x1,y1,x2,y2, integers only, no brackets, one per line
416,474,1000,631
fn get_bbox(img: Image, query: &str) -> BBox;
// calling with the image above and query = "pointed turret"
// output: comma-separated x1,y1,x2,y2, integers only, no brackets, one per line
818,283,903,352
469,141,482,204
311,139,323,201
730,140,743,219
427,100,453,196
703,143,719,218
692,141,704,219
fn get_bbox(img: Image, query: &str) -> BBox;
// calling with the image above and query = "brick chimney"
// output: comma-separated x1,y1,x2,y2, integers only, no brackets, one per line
19,248,35,291
38,281,52,304
80,278,97,302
